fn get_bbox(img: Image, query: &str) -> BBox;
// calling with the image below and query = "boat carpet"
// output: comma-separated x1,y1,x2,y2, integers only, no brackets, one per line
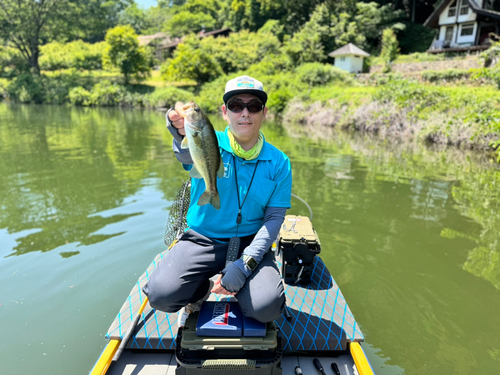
106,251,364,352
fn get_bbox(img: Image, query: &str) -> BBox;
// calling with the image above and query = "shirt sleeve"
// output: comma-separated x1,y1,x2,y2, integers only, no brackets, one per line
166,109,193,165
236,206,287,276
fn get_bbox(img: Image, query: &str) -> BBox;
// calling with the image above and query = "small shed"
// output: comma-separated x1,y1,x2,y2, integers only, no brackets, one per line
328,43,370,73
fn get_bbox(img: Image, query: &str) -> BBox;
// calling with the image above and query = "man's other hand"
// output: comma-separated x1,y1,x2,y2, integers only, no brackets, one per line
211,274,237,296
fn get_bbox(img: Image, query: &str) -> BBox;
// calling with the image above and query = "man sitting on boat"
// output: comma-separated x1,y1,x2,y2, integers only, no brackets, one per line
142,75,292,325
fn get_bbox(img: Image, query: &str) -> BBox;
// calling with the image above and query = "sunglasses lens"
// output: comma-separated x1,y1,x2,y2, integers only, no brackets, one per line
228,102,244,112
227,100,263,113
247,101,263,113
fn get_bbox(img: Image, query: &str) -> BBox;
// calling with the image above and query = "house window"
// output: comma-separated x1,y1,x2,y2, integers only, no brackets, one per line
460,24,474,36
448,0,457,16
445,26,454,41
340,57,346,62
460,0,469,15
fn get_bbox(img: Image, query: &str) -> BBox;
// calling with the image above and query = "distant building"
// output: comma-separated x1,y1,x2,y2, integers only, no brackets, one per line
158,28,232,52
138,32,170,47
328,43,370,73
424,0,500,53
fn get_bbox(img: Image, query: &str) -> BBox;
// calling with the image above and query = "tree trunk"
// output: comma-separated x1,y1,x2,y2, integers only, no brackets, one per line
29,36,41,75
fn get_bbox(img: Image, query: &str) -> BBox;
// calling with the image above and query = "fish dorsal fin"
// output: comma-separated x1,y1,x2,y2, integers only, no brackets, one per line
217,157,225,178
189,166,202,179
181,137,189,149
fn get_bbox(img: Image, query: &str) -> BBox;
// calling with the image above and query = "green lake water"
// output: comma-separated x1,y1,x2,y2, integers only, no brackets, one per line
1,102,499,374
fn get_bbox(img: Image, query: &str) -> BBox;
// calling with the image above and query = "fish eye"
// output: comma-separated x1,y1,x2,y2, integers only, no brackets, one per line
194,107,200,112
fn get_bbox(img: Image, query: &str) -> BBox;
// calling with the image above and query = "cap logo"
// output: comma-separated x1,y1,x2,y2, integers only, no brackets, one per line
236,77,254,88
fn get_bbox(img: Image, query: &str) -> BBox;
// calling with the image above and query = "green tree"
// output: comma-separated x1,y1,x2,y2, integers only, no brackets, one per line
354,2,404,48
118,2,151,34
380,28,399,73
160,34,223,83
165,11,217,37
0,0,62,74
0,0,131,75
282,3,332,64
103,25,151,84
160,29,281,83
163,0,222,37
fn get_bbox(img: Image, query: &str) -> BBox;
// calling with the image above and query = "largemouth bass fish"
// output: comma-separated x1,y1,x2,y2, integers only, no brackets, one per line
176,101,224,210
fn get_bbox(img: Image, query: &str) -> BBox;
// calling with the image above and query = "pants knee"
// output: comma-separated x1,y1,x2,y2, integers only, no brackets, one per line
143,281,182,313
240,292,285,323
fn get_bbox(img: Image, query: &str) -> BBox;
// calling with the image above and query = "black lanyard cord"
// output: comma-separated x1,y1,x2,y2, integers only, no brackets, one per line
232,155,259,231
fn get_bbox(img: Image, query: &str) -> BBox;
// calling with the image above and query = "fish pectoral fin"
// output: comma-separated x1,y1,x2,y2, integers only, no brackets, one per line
217,158,225,178
189,166,203,179
180,137,189,149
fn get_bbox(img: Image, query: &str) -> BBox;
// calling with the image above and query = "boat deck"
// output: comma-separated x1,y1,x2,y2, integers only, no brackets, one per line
106,251,364,353
107,353,358,375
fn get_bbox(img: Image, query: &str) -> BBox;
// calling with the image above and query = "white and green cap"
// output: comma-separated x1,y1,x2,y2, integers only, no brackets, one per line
223,75,267,105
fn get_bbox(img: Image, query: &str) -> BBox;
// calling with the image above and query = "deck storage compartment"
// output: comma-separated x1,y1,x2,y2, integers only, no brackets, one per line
175,311,282,375
279,215,321,285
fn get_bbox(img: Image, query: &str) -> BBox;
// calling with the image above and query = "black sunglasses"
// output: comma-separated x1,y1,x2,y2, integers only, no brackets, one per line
226,100,264,113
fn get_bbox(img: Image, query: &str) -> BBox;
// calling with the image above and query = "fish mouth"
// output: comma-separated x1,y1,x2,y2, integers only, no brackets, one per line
186,122,201,131
182,102,194,111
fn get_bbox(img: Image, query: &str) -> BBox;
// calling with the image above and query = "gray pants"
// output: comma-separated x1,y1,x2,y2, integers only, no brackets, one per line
143,229,285,323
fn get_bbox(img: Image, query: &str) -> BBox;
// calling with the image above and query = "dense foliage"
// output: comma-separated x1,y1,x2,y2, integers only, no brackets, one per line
103,25,152,84
0,0,132,74
40,41,106,71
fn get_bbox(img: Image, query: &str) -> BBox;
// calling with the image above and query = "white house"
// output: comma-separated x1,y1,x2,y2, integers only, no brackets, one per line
328,43,370,73
424,0,500,53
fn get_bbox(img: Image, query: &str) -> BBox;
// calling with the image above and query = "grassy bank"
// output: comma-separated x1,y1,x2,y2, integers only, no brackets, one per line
284,79,500,161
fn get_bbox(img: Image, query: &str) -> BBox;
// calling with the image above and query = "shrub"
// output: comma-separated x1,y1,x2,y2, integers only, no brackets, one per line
245,54,292,77
160,31,281,84
161,35,223,84
40,41,105,71
374,80,449,110
89,80,125,106
69,86,92,106
103,25,152,84
480,33,500,67
295,63,354,86
380,28,399,73
144,86,193,109
69,80,126,106
0,46,29,78
421,69,471,83
6,74,45,103
196,75,228,113
263,72,307,113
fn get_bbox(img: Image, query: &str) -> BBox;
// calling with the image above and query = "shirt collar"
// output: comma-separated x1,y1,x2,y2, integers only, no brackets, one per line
221,127,272,161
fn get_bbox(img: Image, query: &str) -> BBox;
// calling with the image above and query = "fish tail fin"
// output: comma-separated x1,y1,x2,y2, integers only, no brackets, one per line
198,190,221,210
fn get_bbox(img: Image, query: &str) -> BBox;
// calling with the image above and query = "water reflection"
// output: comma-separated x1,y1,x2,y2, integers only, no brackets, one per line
0,104,177,257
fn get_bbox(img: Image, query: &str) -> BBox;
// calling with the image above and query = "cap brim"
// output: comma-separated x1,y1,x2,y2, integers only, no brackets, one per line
223,90,267,105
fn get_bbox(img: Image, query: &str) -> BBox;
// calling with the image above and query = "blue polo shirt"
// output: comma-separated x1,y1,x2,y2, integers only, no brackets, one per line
185,127,292,239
